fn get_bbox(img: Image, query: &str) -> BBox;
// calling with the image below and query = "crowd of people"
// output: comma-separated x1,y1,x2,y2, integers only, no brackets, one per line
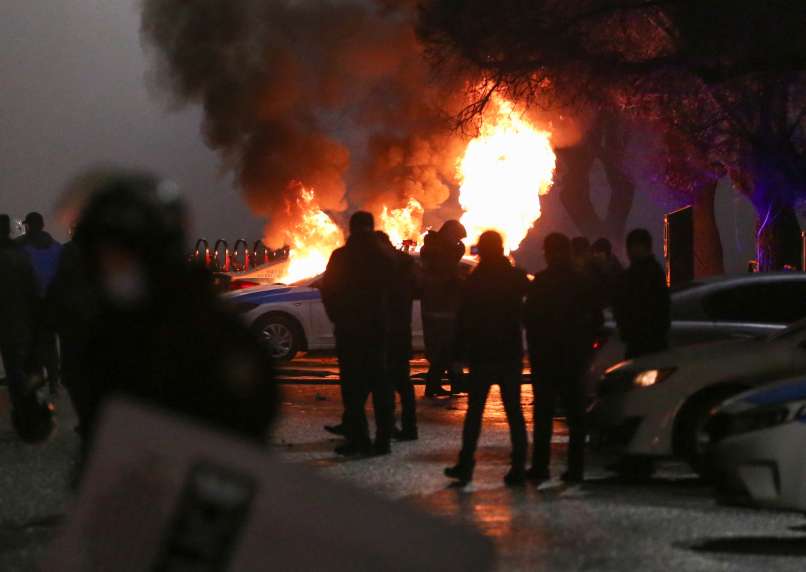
1,172,670,488
321,212,670,485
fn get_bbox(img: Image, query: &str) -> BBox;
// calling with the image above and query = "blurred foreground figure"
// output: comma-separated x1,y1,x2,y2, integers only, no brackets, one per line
420,220,467,397
377,231,419,441
72,172,277,458
445,231,529,486
321,212,394,456
525,233,603,484
17,211,62,394
613,229,670,359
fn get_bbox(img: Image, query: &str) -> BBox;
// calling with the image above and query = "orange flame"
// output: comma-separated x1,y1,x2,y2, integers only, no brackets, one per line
379,197,424,247
457,95,555,253
276,187,344,283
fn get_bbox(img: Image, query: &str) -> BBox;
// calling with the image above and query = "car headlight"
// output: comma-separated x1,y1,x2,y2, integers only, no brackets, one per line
633,368,676,388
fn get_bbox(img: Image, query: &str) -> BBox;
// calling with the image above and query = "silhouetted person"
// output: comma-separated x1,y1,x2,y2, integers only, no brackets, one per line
73,173,277,463
525,233,603,484
0,214,38,410
420,220,467,397
45,234,97,440
445,231,529,486
321,212,394,456
17,211,62,394
377,231,419,441
591,237,624,307
613,229,670,359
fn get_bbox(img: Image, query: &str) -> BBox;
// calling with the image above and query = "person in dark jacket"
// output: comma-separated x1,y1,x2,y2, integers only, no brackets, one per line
420,220,467,397
45,237,97,438
613,229,670,359
525,233,604,484
73,173,277,464
377,231,419,441
591,237,624,307
17,212,62,394
321,212,394,456
444,231,529,486
0,214,38,408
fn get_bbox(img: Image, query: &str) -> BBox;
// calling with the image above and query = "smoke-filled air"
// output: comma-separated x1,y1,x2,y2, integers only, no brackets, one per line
140,0,555,281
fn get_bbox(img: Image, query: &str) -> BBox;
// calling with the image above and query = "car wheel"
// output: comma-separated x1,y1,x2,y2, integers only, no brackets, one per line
255,314,301,361
676,388,743,477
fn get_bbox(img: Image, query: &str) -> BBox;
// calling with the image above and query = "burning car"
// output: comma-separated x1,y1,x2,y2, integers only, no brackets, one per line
706,376,806,513
225,255,477,361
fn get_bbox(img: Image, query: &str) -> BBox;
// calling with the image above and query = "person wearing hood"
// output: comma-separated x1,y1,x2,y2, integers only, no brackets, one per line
420,220,467,397
321,212,395,456
445,231,529,486
16,211,62,394
613,229,671,359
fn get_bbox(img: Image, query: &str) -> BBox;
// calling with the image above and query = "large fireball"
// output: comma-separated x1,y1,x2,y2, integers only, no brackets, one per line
457,96,556,253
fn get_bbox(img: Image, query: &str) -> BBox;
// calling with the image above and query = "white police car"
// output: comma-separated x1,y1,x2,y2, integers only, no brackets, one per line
589,319,806,476
706,376,806,512
225,257,477,361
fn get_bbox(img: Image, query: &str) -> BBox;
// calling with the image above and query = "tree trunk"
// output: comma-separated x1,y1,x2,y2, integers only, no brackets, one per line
755,204,801,271
692,181,724,277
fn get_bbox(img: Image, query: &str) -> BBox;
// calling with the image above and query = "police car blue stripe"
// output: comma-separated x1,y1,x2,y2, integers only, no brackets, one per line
237,288,321,305
743,379,806,407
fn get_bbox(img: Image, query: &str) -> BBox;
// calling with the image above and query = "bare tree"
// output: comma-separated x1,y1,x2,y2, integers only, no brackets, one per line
419,0,806,269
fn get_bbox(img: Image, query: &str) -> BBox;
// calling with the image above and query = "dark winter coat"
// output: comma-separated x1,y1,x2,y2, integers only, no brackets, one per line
524,262,604,374
456,256,529,365
387,250,418,354
420,230,464,318
0,239,38,345
81,268,277,445
45,241,97,341
612,256,671,358
17,231,62,297
320,232,394,338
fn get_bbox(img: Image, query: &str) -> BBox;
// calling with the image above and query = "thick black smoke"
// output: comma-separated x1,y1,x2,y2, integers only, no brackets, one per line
140,0,468,245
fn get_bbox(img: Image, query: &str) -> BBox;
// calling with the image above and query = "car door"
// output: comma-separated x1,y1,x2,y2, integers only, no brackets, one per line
306,278,336,350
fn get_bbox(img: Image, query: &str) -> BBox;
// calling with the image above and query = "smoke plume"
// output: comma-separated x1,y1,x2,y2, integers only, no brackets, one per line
140,0,469,245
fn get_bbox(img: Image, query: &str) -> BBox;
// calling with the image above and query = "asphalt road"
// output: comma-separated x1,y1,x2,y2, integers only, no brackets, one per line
0,355,804,571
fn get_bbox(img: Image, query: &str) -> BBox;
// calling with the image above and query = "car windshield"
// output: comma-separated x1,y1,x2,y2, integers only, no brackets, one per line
768,317,806,341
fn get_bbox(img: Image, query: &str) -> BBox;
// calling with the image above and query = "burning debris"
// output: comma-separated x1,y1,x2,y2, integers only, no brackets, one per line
141,0,556,281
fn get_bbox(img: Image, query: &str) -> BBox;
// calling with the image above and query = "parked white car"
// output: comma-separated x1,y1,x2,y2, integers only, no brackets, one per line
587,273,806,394
706,376,806,512
224,256,477,361
588,319,806,476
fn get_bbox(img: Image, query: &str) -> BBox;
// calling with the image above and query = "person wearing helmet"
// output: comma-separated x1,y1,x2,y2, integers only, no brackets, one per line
419,220,467,397
71,171,277,461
